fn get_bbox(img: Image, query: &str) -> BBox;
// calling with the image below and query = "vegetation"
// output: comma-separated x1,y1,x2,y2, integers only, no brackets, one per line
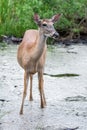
0,0,87,39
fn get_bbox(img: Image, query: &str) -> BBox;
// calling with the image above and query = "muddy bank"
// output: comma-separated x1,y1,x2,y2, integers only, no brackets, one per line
1,34,87,45
57,37,87,46
0,44,87,130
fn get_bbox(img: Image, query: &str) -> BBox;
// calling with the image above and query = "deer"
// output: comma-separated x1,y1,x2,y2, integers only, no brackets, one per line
17,14,61,114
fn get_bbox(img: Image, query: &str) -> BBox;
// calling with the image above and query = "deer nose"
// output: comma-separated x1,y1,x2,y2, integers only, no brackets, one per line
52,32,59,39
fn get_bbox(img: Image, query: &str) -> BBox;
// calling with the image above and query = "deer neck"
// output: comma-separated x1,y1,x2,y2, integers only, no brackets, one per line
32,28,47,61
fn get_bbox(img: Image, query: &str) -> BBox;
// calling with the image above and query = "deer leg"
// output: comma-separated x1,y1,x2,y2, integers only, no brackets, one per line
20,71,29,114
42,79,46,106
29,74,33,101
38,71,46,108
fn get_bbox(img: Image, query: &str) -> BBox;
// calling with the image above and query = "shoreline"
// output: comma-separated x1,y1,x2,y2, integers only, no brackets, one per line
0,34,87,45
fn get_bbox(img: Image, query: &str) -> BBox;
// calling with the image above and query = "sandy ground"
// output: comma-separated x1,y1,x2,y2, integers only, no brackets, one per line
0,44,87,130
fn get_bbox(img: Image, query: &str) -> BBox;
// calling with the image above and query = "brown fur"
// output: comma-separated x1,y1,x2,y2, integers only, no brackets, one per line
17,14,60,114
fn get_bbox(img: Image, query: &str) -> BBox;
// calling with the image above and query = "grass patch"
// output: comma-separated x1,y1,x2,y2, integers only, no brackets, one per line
0,42,7,50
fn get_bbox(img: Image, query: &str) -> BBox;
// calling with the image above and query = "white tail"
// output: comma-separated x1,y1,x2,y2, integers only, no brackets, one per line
17,14,61,114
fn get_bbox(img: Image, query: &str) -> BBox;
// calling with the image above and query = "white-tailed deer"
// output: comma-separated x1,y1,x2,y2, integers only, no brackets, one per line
17,14,61,114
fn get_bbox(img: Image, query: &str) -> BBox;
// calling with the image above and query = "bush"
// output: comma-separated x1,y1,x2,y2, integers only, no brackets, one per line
0,0,87,38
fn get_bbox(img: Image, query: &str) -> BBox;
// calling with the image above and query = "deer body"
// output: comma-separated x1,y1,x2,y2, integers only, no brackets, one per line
17,29,47,74
17,14,61,114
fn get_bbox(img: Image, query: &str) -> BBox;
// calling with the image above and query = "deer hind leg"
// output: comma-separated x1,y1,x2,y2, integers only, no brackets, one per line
38,71,46,108
20,71,29,114
29,74,33,101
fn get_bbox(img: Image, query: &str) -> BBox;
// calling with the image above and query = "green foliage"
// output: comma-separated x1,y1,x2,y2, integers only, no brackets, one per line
0,0,87,37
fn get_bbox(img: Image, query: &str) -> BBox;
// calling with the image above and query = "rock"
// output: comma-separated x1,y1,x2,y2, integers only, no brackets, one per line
1,35,22,44
0,99,9,102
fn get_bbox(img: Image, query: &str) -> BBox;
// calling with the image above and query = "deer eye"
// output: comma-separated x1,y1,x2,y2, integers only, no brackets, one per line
42,23,47,27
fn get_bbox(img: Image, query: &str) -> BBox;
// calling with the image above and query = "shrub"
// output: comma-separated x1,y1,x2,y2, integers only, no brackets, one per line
0,0,87,38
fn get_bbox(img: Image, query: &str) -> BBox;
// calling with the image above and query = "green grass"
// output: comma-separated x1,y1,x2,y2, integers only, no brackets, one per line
0,42,7,50
0,0,87,38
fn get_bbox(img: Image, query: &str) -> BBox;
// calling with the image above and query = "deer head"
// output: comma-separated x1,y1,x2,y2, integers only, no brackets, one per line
34,14,61,39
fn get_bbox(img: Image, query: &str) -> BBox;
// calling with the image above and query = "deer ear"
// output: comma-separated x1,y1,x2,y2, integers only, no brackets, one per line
34,14,41,26
51,14,61,23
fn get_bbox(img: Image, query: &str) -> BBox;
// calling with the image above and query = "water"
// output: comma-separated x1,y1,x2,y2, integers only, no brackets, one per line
0,44,87,130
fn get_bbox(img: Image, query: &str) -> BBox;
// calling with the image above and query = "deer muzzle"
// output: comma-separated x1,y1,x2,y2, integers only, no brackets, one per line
52,32,59,39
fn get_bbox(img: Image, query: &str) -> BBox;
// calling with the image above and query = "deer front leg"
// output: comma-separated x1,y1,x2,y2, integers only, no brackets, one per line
38,71,46,108
20,71,29,114
29,74,33,101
